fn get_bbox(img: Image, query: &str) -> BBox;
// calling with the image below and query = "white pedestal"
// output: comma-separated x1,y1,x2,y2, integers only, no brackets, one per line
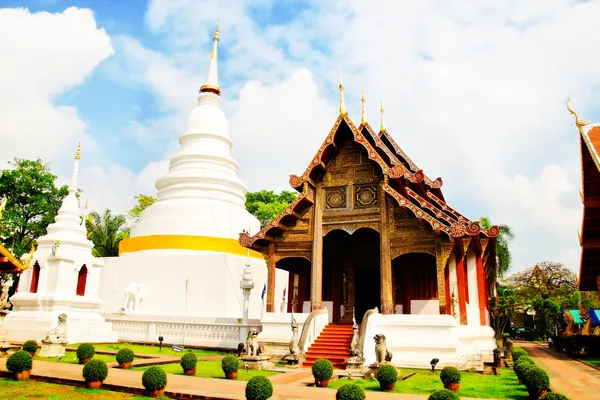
39,341,68,358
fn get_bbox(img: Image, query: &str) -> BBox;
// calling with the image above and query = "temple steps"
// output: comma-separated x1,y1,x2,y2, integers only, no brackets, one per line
303,324,353,370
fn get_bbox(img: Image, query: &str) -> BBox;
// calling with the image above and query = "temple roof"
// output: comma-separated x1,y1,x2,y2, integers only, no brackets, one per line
240,111,499,249
0,243,26,273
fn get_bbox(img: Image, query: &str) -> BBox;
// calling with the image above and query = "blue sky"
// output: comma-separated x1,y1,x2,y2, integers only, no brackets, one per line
3,0,600,274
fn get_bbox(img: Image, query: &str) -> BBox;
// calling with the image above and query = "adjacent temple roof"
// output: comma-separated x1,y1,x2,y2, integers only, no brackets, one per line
0,243,26,273
240,85,499,250
570,100,600,290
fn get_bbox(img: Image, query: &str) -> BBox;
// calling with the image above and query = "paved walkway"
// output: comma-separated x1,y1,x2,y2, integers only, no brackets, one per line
0,357,463,400
518,341,600,400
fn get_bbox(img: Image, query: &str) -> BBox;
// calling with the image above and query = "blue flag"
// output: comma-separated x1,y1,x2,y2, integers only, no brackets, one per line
261,283,266,300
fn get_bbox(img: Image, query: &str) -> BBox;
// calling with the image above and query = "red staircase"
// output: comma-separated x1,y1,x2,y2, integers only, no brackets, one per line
304,324,353,369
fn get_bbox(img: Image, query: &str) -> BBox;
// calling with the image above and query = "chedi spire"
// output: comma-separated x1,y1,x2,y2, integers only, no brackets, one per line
200,23,220,95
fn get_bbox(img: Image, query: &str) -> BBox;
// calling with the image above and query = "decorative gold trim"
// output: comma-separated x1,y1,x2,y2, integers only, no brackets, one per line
566,97,590,130
200,84,221,94
74,142,81,160
380,101,386,132
119,235,263,258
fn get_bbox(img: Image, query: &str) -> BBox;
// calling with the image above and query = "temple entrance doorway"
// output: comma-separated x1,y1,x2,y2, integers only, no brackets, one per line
322,228,380,323
276,257,311,314
392,253,438,315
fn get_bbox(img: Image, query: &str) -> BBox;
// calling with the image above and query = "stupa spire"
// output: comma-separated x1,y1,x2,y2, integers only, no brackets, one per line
361,88,367,125
339,73,346,116
200,22,221,95
70,142,81,193
380,101,386,132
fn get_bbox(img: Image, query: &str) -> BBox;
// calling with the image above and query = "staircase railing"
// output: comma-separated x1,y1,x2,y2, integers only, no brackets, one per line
356,307,379,363
298,308,329,352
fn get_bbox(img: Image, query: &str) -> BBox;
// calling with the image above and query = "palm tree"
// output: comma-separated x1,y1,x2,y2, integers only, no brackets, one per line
85,209,129,257
479,216,514,278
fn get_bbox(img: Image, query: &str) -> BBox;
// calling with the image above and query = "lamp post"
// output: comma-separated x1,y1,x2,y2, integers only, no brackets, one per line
240,258,254,344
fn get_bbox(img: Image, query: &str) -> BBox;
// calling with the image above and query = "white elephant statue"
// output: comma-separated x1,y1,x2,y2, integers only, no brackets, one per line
123,283,145,312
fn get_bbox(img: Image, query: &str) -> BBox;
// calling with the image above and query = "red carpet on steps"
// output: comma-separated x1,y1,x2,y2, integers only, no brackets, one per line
303,324,353,369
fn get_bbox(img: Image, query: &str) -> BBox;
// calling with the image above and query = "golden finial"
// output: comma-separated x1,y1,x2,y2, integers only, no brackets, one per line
339,73,346,115
213,21,220,41
566,97,590,129
0,195,7,221
74,141,81,160
380,101,386,132
361,88,367,125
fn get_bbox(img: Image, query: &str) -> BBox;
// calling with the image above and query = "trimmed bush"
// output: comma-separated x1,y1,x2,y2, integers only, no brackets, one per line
311,358,334,381
440,366,461,386
376,364,398,385
22,340,38,354
245,375,273,400
180,352,198,371
142,366,167,392
511,347,528,362
76,343,95,360
428,389,460,400
540,393,570,400
336,383,366,400
6,351,33,373
82,359,108,382
221,355,239,374
116,348,135,365
522,366,550,395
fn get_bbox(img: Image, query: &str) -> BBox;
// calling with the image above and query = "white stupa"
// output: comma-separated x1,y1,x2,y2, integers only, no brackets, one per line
98,26,289,344
5,144,118,344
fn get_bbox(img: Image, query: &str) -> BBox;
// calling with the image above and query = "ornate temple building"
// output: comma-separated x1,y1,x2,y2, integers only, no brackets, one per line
570,101,600,295
241,85,500,328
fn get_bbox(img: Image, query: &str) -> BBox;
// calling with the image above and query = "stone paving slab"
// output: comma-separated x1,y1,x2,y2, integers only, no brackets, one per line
518,341,600,400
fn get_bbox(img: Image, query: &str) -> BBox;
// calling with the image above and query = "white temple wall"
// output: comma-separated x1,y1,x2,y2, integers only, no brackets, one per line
411,299,439,315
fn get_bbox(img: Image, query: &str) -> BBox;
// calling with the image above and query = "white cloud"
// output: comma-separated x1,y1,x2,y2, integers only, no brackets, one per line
0,7,113,165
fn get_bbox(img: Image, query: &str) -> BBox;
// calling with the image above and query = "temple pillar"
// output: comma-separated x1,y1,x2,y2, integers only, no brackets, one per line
435,239,454,315
466,247,480,326
456,239,470,325
477,238,489,326
448,254,459,320
292,274,299,314
266,243,276,312
310,184,324,311
380,193,393,314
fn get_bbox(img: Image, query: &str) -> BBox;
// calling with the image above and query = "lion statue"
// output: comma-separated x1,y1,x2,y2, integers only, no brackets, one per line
246,330,260,356
289,318,299,355
374,333,392,364
44,314,68,343
350,321,362,357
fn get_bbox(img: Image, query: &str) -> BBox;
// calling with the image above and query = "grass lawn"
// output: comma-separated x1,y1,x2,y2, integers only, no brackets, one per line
132,360,280,381
81,343,227,357
0,377,153,399
577,357,600,369
34,352,120,365
328,368,529,399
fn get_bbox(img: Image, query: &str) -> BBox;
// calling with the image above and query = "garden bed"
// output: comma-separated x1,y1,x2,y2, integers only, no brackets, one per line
80,343,227,357
327,367,528,399
0,377,145,399
34,352,125,365
132,360,280,381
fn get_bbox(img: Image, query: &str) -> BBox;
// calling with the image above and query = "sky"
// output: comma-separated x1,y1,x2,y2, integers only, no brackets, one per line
1,0,600,275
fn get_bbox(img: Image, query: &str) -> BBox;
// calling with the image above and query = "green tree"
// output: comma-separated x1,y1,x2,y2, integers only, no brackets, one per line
85,209,129,257
128,194,156,222
531,296,561,339
506,262,577,304
0,158,68,257
479,216,514,278
245,190,297,228
489,285,517,338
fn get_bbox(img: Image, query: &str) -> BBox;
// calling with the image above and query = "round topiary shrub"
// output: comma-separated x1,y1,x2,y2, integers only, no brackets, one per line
440,366,461,386
311,358,334,382
376,364,398,389
511,347,528,362
82,359,108,382
245,376,273,400
76,343,95,361
336,383,366,400
221,355,239,377
522,366,550,398
116,348,135,365
540,393,570,400
515,362,536,383
180,352,198,371
428,388,460,400
22,340,38,355
6,350,33,373
142,366,167,393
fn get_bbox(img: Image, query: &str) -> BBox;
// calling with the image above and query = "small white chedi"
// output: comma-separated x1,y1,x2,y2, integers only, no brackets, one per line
98,25,289,346
3,144,117,344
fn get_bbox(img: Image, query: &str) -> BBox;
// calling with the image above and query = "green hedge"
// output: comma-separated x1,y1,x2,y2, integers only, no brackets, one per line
522,366,550,396
335,383,366,400
116,348,135,364
82,359,108,382
6,351,32,373
311,358,333,381
511,347,528,362
76,343,95,360
539,394,570,400
245,376,273,400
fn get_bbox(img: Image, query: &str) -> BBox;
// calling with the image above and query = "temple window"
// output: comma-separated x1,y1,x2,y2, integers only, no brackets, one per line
76,265,88,296
29,262,40,293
